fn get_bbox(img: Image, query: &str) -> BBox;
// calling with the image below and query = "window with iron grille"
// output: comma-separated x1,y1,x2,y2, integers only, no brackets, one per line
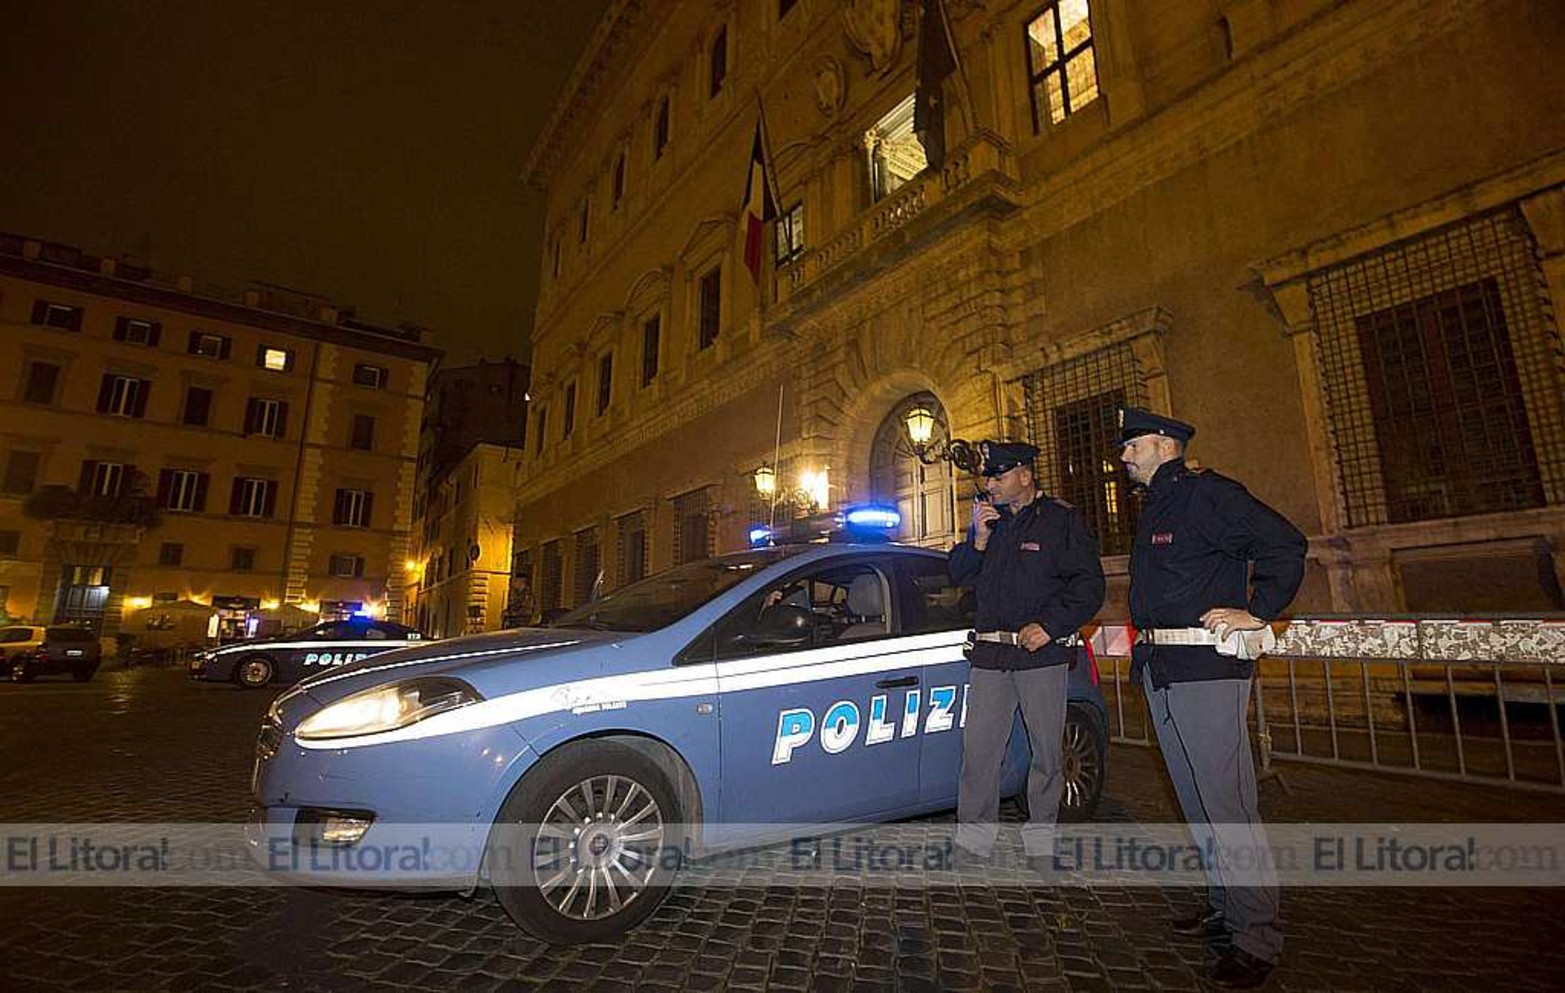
698,267,721,350
1022,344,1147,555
573,527,601,606
673,488,712,565
1308,210,1565,527
540,540,563,613
617,510,648,586
1025,0,1099,131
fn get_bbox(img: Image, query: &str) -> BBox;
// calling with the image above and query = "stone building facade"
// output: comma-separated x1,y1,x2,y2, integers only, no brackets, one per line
516,0,1565,617
0,234,439,636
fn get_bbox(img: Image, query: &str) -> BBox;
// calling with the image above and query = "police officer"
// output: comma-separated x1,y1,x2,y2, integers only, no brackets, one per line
949,440,1106,868
1118,407,1307,989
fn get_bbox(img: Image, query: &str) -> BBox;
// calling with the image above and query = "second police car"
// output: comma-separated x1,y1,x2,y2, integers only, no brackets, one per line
192,618,427,688
247,511,1110,943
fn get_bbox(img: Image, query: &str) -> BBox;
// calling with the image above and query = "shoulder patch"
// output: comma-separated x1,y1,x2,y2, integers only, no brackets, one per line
1050,497,1074,510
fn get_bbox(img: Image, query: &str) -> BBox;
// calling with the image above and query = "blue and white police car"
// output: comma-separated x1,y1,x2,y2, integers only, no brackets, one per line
247,511,1109,943
192,618,426,688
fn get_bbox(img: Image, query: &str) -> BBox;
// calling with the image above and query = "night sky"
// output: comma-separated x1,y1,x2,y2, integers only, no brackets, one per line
1,0,611,364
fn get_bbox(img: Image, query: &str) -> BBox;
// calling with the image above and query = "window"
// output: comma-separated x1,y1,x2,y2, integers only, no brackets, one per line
31,300,83,331
113,317,161,346
158,469,208,512
352,363,387,389
158,542,184,567
578,199,590,245
865,94,926,202
709,26,728,97
562,383,577,438
333,488,374,528
612,152,626,208
231,547,257,572
350,414,376,451
551,238,563,279
654,97,670,159
596,353,613,415
230,477,277,518
82,461,125,498
329,553,365,578
96,375,150,418
257,345,293,372
1307,211,1565,527
1023,342,1148,556
896,556,975,635
2,451,40,495
573,527,601,606
617,511,648,586
0,531,19,557
710,562,889,660
540,540,563,614
188,331,231,359
673,488,711,565
1026,0,1099,131
243,398,288,439
698,267,721,350
22,362,60,405
535,406,547,455
642,315,661,386
774,201,805,265
182,387,213,427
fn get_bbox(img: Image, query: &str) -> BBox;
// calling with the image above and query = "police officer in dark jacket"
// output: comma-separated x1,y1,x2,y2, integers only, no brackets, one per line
949,440,1105,866
1119,407,1307,989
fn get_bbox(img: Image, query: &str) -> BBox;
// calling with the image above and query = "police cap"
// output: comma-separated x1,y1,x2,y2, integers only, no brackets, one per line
978,440,1038,477
1116,407,1196,447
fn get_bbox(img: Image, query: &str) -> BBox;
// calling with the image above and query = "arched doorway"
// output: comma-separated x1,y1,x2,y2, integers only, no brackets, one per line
869,392,957,546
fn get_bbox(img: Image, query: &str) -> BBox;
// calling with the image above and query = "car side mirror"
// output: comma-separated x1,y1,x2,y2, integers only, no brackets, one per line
747,603,813,648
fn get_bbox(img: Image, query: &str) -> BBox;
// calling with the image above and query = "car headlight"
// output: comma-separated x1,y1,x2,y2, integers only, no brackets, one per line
295,677,483,741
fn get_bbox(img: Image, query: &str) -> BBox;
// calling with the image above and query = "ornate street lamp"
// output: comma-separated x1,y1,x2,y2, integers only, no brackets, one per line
902,402,980,472
753,463,777,497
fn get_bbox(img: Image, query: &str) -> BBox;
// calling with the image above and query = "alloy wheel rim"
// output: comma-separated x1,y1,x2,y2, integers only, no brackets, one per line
533,773,665,921
1060,718,1101,810
240,660,269,685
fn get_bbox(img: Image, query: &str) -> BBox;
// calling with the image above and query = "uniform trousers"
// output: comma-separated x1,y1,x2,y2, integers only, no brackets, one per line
1142,667,1282,963
956,664,1066,858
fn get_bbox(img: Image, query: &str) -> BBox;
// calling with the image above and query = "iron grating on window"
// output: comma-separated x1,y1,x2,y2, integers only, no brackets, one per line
1308,209,1565,528
673,487,713,565
1021,343,1146,555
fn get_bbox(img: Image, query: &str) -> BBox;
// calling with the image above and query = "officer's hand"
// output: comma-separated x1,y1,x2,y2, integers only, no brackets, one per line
1200,607,1263,641
972,500,1001,549
1018,623,1050,652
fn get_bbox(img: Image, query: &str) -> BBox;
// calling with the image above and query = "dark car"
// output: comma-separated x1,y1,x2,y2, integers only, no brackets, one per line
190,618,428,688
3,624,104,683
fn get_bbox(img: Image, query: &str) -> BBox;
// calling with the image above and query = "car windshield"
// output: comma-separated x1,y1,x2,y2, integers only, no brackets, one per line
549,547,811,633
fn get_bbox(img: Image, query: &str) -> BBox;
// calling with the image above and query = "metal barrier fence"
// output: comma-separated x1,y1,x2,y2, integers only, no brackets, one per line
1092,617,1565,794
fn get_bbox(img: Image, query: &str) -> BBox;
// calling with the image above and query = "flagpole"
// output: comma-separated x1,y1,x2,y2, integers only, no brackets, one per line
769,382,783,529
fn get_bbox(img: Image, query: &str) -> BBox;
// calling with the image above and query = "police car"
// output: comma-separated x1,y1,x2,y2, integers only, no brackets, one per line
247,511,1110,943
192,618,426,688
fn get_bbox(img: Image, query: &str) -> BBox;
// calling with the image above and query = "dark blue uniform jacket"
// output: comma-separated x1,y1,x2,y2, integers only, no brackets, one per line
949,494,1106,671
1130,459,1307,687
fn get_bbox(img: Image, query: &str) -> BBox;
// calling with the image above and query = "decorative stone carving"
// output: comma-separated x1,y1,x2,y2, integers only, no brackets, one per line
813,56,846,119
842,0,905,74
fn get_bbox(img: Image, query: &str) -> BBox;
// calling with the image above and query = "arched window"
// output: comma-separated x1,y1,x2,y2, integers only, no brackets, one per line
869,392,957,546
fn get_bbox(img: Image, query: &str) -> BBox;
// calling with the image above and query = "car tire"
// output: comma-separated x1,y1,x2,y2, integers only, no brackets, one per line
72,663,99,683
235,656,274,689
10,658,35,683
1014,704,1107,822
489,740,683,944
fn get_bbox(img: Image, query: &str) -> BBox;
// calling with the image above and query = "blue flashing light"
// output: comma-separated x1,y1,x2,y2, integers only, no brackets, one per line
748,526,775,548
843,506,901,531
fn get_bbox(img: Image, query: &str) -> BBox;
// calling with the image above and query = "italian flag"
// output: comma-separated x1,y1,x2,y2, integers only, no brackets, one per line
743,119,778,283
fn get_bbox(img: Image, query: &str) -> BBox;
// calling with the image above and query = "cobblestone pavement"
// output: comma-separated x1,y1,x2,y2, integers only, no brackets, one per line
1,666,1562,992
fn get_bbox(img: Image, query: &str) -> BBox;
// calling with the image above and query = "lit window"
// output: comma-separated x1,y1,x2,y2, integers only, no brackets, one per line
774,202,805,264
865,94,926,202
259,346,293,372
1026,0,1099,130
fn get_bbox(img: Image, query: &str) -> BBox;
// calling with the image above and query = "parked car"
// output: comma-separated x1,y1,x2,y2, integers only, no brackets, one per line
247,523,1110,944
191,619,428,688
2,624,104,682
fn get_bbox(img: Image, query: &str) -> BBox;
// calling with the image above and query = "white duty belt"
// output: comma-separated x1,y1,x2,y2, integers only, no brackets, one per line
1136,626,1277,660
969,630,1082,648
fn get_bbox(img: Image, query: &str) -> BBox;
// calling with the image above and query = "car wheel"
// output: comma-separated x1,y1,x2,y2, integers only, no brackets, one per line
489,740,683,944
235,656,274,689
10,658,34,683
72,663,99,683
1059,705,1107,822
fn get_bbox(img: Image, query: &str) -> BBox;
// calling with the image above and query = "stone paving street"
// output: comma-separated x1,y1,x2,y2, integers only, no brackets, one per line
1,666,1563,992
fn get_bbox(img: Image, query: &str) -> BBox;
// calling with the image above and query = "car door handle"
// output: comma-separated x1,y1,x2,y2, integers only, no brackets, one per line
875,675,918,689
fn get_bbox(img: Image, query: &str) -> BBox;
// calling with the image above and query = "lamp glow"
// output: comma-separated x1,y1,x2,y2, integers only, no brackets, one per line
753,463,777,497
904,405,935,446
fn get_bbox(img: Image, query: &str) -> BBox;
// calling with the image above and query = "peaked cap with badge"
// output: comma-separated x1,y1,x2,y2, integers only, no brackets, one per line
1115,407,1196,448
978,440,1039,477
